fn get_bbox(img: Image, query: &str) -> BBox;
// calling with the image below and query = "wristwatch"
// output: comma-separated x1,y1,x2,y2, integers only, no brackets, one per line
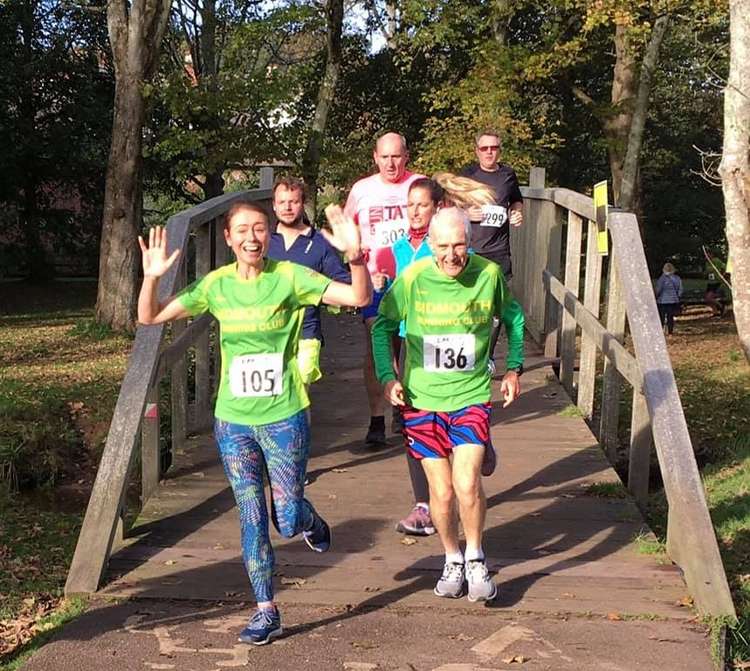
506,364,523,376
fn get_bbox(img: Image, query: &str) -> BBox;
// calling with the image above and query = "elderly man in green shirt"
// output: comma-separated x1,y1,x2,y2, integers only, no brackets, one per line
371,206,525,603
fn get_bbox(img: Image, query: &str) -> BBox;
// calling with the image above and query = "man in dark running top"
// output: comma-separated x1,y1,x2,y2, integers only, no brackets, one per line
461,130,524,375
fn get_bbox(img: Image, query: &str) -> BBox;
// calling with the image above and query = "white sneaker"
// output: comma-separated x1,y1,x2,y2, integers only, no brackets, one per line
466,559,497,602
434,562,465,598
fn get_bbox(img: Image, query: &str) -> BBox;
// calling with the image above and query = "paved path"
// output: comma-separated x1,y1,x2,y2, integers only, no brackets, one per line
23,313,712,670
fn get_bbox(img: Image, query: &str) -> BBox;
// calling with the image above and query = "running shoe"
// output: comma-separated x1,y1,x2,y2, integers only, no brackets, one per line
434,561,465,598
303,506,331,553
396,505,436,536
238,608,282,645
364,421,387,449
481,441,497,477
466,559,497,602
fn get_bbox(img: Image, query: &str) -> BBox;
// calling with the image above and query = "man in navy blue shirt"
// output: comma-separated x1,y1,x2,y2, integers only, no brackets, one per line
268,177,351,385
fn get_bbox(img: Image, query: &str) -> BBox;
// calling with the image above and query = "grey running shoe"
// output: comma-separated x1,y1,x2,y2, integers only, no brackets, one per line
466,559,497,602
395,505,436,536
434,562,465,598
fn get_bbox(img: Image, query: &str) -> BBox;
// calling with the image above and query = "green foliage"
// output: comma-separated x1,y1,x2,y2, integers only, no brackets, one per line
0,0,113,278
558,404,584,417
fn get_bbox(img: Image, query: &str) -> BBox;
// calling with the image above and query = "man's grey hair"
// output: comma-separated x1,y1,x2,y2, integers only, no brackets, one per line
429,207,472,247
474,129,502,148
375,131,408,153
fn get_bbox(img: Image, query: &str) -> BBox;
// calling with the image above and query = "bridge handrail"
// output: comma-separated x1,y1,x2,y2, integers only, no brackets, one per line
65,186,272,595
517,172,734,618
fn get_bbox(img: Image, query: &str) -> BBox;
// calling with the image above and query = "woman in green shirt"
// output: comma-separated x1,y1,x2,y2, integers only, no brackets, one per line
137,201,371,645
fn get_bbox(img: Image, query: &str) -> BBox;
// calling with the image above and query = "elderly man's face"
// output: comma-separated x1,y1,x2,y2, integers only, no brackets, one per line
430,210,469,278
374,133,408,183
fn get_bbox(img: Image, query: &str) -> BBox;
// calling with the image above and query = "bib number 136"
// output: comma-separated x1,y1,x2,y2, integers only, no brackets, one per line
229,353,283,397
423,334,476,372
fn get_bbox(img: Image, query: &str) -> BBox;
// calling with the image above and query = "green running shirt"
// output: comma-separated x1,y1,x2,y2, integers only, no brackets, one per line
176,259,331,425
372,254,524,412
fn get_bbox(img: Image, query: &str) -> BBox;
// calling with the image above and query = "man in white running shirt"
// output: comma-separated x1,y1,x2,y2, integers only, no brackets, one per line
343,132,424,448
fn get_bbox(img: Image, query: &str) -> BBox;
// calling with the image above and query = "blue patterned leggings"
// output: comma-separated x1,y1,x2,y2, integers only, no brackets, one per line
214,410,315,603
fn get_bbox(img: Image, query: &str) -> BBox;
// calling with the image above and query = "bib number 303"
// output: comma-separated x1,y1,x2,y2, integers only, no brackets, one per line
423,334,476,372
229,353,283,397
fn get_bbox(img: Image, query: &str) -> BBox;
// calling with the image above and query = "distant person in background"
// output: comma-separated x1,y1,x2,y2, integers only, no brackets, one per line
655,262,683,335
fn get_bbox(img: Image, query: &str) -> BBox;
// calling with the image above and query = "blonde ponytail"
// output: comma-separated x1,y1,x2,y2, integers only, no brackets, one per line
432,172,496,208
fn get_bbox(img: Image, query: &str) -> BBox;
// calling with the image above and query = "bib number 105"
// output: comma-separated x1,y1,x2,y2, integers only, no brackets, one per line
423,334,476,372
229,353,283,397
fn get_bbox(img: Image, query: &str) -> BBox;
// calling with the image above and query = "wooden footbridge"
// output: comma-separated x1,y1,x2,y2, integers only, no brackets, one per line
62,168,735,667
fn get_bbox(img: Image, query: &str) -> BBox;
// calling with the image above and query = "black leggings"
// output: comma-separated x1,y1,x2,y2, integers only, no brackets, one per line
658,303,680,334
407,450,430,503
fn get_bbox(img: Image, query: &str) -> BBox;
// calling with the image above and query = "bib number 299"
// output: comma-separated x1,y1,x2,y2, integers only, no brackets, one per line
229,353,283,397
423,334,476,372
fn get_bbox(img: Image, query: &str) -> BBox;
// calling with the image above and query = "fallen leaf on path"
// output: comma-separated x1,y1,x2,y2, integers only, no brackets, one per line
676,596,694,607
400,537,417,546
607,612,622,621
224,591,239,597
164,560,177,566
448,632,474,641
332,468,348,473
280,576,307,587
351,641,378,650
501,655,529,664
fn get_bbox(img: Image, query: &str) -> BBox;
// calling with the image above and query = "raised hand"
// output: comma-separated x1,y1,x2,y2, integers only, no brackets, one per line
324,205,362,262
138,226,180,279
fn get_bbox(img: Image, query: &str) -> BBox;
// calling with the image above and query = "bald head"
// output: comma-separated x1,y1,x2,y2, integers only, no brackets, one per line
430,207,471,245
374,132,409,183
429,207,471,278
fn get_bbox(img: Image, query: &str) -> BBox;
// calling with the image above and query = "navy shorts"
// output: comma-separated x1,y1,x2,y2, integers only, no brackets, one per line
362,287,387,321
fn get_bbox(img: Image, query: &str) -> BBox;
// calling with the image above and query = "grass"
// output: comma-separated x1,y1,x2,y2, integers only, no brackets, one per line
584,481,628,498
632,529,668,557
557,404,584,418
0,282,131,664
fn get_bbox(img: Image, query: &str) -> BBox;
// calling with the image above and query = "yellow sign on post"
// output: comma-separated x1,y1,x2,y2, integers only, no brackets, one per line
593,180,609,255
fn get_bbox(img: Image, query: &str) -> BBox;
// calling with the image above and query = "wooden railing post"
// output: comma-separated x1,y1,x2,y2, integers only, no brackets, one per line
627,390,652,507
141,385,160,504
599,248,627,462
260,166,274,190
608,210,735,618
171,259,188,458
194,223,212,432
560,211,583,396
577,220,603,420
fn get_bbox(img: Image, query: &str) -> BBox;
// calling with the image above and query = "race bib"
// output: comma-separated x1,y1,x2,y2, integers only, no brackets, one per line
375,219,408,248
480,205,508,228
229,353,283,397
423,334,476,372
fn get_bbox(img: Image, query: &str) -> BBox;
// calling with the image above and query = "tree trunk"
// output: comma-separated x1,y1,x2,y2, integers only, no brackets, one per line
95,78,145,331
619,14,669,212
720,0,750,363
492,0,513,46
301,0,344,224
605,24,637,208
95,0,171,331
